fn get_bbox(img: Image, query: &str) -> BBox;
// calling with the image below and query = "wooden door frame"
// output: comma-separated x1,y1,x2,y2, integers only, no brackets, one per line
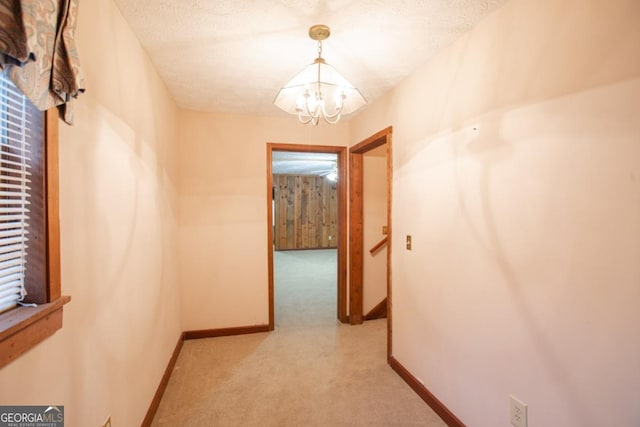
348,126,393,355
267,143,348,330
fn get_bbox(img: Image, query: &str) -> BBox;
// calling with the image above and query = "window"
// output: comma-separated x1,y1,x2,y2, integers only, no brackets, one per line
0,72,41,312
0,70,69,369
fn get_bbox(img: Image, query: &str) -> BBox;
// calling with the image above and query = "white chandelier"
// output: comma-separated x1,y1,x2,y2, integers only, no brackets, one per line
273,25,367,126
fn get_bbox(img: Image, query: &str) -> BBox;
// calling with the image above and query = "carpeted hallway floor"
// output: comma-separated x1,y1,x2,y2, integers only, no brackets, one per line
151,249,446,426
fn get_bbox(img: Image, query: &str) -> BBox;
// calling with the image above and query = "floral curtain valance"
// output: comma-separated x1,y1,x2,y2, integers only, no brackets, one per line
0,0,85,124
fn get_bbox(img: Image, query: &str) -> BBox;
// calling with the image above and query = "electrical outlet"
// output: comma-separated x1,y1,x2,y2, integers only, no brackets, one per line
510,395,527,427
102,416,112,427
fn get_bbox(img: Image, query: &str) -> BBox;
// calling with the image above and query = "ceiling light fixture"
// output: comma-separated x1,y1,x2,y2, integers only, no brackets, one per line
324,164,338,182
274,24,366,126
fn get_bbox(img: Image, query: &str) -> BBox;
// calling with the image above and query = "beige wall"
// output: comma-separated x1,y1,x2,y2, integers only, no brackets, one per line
177,111,349,330
362,145,388,314
350,0,640,425
0,0,183,425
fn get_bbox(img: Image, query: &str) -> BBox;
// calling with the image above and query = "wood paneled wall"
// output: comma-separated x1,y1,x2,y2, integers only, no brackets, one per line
273,175,338,250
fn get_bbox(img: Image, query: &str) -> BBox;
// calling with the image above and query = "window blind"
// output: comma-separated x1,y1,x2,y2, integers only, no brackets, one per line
0,72,32,313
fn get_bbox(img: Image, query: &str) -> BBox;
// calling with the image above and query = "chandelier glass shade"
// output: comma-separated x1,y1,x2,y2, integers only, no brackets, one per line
274,25,366,125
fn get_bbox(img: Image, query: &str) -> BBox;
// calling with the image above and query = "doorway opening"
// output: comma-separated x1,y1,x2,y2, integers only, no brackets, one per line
266,143,347,330
349,126,393,355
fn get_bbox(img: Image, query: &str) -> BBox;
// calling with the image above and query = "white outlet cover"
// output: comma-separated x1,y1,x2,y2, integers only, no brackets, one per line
510,395,527,427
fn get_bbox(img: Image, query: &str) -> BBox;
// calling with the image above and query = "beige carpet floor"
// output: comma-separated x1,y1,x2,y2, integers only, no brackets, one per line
151,249,446,426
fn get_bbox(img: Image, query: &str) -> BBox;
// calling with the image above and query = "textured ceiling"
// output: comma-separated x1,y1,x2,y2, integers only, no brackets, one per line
272,151,337,175
113,0,508,116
